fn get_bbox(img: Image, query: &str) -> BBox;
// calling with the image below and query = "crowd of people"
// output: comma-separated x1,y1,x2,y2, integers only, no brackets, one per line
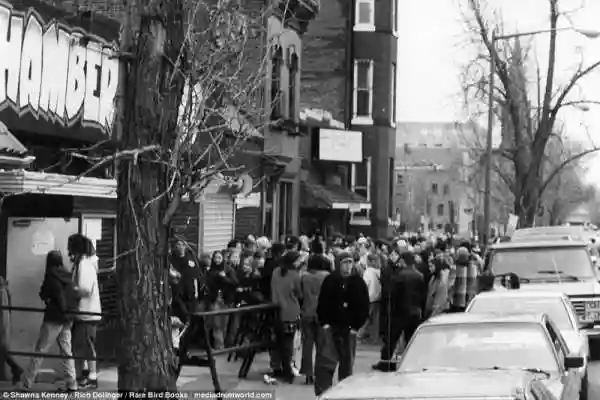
167,232,486,396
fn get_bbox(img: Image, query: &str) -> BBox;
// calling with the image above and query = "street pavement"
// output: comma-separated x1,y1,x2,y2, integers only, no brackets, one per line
3,345,600,399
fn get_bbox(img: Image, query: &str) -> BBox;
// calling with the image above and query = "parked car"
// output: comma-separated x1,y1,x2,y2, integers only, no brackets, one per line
486,239,600,355
318,369,557,400
398,313,583,400
318,312,581,400
466,290,590,397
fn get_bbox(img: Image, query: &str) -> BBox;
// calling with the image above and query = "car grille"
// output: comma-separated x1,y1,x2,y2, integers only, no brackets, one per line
571,299,586,319
569,297,600,322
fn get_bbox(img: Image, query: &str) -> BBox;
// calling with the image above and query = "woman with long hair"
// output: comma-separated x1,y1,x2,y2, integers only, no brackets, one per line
68,233,101,389
206,251,237,349
270,251,302,383
17,251,78,391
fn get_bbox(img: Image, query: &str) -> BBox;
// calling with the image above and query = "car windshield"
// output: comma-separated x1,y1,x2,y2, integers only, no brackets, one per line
468,297,575,331
399,323,559,374
490,247,595,280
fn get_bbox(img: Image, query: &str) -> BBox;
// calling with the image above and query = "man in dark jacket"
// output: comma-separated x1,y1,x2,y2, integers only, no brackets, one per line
169,239,201,315
374,252,424,372
314,252,369,396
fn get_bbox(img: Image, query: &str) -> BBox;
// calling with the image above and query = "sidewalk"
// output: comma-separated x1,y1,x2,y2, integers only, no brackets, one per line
0,345,381,399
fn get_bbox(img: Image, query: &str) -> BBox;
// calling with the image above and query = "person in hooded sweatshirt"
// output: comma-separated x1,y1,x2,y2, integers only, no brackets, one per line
314,252,369,396
299,255,330,384
17,251,78,391
68,233,101,389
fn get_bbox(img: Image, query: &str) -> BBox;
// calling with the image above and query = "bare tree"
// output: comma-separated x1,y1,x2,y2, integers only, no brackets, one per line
540,137,594,225
461,0,600,227
94,0,273,390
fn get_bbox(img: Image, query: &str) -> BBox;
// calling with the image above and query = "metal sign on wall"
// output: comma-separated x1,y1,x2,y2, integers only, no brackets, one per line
0,1,120,142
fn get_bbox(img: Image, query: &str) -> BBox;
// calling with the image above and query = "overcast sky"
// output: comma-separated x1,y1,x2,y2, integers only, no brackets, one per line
396,0,600,183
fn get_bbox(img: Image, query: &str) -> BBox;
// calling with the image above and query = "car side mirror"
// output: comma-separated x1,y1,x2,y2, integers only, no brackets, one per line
564,355,584,369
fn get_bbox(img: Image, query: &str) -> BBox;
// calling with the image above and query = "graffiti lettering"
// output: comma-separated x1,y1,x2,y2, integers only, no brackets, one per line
0,2,119,133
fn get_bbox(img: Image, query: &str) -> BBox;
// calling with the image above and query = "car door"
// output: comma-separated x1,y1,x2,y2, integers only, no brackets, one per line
545,318,581,399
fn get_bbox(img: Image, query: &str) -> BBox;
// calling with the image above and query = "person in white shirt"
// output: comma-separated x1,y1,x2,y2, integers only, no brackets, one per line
68,234,101,390
357,254,382,343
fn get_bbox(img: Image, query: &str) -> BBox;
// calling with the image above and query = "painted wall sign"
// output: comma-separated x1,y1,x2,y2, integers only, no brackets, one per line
0,1,119,139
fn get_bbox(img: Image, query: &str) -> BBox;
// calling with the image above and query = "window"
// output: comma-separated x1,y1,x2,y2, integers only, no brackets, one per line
354,0,375,31
288,48,299,121
391,0,398,34
353,60,374,125
437,203,444,216
350,157,372,225
431,183,438,194
277,181,294,239
442,184,449,195
82,215,116,271
388,157,395,219
545,321,565,365
391,63,397,126
397,174,403,184
270,45,284,120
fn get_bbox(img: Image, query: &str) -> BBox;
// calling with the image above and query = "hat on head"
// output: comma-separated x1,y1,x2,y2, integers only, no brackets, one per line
336,252,354,264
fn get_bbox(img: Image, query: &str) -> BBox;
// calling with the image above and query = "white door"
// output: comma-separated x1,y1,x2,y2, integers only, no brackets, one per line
6,217,79,367
201,195,234,253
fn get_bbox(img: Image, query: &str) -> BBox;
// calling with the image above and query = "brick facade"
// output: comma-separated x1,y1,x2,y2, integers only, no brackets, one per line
300,0,350,123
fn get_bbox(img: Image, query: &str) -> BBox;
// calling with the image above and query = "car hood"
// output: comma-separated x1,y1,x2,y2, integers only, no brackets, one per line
518,280,600,296
319,370,545,399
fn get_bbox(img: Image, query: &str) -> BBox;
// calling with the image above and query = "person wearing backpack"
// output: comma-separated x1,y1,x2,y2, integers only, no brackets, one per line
17,251,78,391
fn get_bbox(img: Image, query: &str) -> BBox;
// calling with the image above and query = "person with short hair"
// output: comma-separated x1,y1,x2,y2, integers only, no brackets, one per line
314,252,369,395
299,255,330,384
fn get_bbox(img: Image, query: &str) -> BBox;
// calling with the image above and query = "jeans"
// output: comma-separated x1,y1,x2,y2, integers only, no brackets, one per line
300,316,321,378
21,321,76,389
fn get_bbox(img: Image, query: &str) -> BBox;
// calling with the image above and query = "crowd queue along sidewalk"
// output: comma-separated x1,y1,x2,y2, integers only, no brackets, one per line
0,230,492,394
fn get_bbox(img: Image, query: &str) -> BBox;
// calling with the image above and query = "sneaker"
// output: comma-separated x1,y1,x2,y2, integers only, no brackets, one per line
78,377,98,389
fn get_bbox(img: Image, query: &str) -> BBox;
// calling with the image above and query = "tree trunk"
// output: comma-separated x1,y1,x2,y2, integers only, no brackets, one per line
515,183,540,228
116,0,186,391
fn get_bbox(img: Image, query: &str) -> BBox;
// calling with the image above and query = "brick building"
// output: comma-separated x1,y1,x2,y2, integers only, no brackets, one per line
299,0,398,238
394,122,483,237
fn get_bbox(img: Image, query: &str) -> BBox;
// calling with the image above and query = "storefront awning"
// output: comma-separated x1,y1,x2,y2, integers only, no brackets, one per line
0,170,116,198
0,121,35,166
301,182,371,211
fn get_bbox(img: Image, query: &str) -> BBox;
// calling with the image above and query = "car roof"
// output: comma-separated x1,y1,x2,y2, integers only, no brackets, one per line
424,312,546,326
473,290,568,301
514,226,585,235
491,239,588,250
